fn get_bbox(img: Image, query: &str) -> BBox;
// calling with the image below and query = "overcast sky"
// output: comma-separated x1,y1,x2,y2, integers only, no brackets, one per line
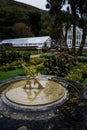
15,0,48,10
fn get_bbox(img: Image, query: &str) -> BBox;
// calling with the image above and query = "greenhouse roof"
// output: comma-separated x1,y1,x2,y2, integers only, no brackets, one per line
0,36,50,45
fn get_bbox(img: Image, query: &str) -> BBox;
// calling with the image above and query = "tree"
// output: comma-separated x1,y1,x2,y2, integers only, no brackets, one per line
67,0,87,55
40,15,51,36
46,0,69,52
12,22,34,38
41,15,51,30
0,1,45,39
0,6,28,38
67,0,78,54
77,0,87,55
0,7,27,26
28,12,41,36
39,29,50,36
46,0,87,55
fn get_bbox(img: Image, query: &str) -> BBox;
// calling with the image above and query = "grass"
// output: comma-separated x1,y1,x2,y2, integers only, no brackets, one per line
29,50,42,55
0,68,25,81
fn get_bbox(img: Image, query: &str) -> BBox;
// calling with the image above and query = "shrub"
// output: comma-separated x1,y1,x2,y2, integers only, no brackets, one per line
65,69,83,82
0,51,30,65
35,63,44,74
42,46,49,53
22,51,30,63
30,57,45,65
28,65,37,75
66,63,87,82
7,51,22,63
0,61,22,71
28,63,44,75
77,56,87,63
44,52,76,77
40,53,53,58
24,57,45,76
0,52,7,65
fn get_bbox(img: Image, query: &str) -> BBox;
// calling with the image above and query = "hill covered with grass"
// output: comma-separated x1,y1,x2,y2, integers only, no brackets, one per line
0,0,47,13
0,0,50,39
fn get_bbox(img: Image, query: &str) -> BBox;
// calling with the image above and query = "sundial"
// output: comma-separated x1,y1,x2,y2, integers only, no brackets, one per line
0,63,70,121
22,63,44,89
4,64,68,106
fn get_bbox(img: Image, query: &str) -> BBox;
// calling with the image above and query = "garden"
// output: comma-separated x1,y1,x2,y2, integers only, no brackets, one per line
0,49,87,88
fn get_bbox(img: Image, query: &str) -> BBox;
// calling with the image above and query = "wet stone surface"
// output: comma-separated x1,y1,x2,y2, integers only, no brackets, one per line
83,91,87,99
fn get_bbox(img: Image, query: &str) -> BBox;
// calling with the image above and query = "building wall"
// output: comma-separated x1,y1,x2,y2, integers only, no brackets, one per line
67,26,87,48
45,37,51,47
13,43,43,47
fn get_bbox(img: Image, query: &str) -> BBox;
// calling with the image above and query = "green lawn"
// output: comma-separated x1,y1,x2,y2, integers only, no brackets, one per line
0,68,25,81
29,50,42,55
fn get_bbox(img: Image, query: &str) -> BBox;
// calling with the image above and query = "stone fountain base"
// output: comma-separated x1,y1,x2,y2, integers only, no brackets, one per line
0,75,87,130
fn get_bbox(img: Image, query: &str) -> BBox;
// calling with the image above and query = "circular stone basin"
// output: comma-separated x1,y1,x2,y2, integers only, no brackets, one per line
0,76,69,120
4,79,66,106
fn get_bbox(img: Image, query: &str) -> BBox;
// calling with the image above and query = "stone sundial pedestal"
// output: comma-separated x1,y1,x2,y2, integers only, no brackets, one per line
3,64,68,109
0,73,87,129
0,75,69,121
4,78,67,106
0,63,69,121
0,64,87,129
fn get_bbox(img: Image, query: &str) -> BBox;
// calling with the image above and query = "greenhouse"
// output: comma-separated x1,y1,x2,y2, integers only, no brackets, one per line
0,36,51,48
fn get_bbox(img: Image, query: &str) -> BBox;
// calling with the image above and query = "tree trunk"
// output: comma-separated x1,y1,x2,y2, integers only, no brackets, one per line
71,23,76,55
64,28,69,53
59,24,69,53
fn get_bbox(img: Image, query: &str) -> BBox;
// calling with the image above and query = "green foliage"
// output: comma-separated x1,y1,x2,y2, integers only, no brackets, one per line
29,63,44,75
83,78,87,87
30,57,44,65
29,50,42,55
12,22,34,37
22,51,30,64
39,29,50,36
42,47,49,53
0,51,30,72
46,0,68,44
77,56,87,63
0,61,22,71
0,51,30,65
40,15,52,36
29,57,45,75
44,52,76,76
0,0,48,38
0,52,47,80
28,65,37,74
40,53,53,58
66,69,83,82
66,63,87,82
42,45,49,53
35,63,44,72
28,12,41,36
56,87,80,114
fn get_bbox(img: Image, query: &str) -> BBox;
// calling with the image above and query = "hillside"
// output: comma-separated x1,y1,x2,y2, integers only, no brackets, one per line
0,0,50,39
0,0,47,13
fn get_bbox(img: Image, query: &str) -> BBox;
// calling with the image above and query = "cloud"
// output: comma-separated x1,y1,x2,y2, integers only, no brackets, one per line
15,0,48,10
